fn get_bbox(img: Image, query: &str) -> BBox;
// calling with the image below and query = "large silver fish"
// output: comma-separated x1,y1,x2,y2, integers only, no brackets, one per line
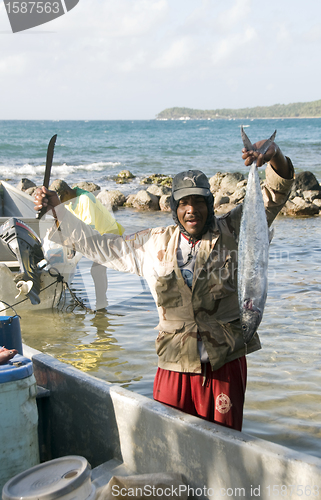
238,127,276,344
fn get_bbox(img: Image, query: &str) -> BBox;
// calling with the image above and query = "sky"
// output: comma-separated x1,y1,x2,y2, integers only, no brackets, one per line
0,0,321,120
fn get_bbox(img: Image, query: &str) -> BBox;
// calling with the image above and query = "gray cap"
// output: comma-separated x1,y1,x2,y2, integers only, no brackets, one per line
172,169,211,201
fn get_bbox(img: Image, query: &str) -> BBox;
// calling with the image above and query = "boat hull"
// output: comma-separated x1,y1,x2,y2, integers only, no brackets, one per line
23,345,321,500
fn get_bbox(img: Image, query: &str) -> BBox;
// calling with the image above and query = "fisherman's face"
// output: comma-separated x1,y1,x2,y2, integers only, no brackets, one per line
177,195,208,238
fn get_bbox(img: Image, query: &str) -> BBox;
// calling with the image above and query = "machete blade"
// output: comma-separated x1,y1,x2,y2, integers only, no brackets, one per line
36,134,57,220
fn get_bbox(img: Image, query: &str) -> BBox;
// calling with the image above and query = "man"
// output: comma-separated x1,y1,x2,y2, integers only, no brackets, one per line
34,137,293,431
50,180,124,310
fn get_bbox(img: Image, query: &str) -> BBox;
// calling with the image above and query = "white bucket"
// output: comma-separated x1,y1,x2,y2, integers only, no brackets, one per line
0,355,39,492
2,456,96,500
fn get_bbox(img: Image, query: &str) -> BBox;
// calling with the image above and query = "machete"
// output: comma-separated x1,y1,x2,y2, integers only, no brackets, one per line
36,134,57,220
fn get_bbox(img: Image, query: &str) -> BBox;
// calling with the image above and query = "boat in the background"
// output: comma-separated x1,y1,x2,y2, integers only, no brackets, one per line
0,180,82,313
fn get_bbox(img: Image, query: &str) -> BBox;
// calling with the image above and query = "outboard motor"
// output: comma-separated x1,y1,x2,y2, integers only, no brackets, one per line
0,218,46,305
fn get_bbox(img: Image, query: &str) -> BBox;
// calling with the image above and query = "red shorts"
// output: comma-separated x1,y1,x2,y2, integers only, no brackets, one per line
153,356,247,431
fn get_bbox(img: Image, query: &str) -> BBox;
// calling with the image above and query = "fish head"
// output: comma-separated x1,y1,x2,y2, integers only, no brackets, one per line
240,299,263,344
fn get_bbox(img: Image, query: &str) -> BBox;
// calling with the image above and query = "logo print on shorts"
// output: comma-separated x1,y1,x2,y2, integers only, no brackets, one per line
215,393,232,414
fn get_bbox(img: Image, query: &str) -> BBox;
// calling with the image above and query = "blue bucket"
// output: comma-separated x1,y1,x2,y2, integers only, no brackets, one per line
0,315,23,355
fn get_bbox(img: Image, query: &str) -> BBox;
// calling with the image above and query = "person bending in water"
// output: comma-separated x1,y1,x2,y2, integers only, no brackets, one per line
49,180,124,310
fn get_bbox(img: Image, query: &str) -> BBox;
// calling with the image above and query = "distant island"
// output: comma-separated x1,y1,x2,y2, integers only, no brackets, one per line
156,99,321,120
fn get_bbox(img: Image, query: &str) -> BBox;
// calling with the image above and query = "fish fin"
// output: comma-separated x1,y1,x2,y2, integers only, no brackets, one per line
269,227,274,243
257,130,277,155
241,127,277,155
241,126,254,151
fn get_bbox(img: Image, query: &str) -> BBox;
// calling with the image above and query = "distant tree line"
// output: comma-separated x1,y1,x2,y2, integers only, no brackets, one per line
156,100,321,120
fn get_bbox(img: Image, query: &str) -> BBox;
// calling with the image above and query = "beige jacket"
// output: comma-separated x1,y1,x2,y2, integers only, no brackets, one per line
50,162,294,374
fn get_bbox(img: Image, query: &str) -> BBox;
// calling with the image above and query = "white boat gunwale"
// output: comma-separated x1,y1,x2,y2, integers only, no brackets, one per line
23,344,321,500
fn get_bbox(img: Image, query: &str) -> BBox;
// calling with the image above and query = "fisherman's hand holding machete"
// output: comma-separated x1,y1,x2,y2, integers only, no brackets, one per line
36,134,58,219
34,186,60,214
34,135,60,215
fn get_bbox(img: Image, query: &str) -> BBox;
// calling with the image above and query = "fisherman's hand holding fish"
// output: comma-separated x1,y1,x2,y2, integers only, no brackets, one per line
238,128,293,346
242,138,292,178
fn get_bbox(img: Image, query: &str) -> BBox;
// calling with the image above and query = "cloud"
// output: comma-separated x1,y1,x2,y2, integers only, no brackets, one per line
211,27,257,66
0,55,27,75
53,0,169,37
215,0,252,31
302,23,321,42
151,37,193,69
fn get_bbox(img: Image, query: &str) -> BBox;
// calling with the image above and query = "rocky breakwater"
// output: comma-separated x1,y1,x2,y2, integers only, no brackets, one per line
11,168,321,218
208,170,321,217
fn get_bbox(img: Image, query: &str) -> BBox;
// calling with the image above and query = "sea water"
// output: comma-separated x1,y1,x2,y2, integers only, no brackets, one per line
1,118,321,459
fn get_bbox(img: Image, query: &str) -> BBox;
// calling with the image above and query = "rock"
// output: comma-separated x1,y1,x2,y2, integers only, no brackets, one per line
293,171,321,192
229,186,246,204
25,186,37,196
141,174,172,187
147,184,171,197
159,194,171,212
209,172,244,195
283,197,320,217
219,172,245,194
289,188,301,200
124,194,137,207
49,179,70,196
72,181,100,193
132,190,160,210
215,202,238,216
116,170,135,184
311,198,321,208
209,173,225,193
96,189,126,210
214,191,230,207
116,170,135,180
17,178,36,191
302,190,321,203
236,179,247,188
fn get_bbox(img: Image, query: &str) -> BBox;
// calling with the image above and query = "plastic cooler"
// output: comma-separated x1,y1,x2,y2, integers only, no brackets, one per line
0,354,40,493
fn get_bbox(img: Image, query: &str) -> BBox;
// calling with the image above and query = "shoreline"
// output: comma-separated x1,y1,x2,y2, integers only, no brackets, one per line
0,116,321,122
156,116,321,121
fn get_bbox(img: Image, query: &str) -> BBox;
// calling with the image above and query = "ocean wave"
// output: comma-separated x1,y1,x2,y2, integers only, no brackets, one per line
0,164,45,178
0,161,122,181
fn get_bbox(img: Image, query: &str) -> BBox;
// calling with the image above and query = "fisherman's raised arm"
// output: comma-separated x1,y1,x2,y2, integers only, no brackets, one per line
34,185,148,277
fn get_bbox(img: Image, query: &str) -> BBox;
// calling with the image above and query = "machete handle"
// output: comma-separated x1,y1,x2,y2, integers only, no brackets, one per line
36,205,47,220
